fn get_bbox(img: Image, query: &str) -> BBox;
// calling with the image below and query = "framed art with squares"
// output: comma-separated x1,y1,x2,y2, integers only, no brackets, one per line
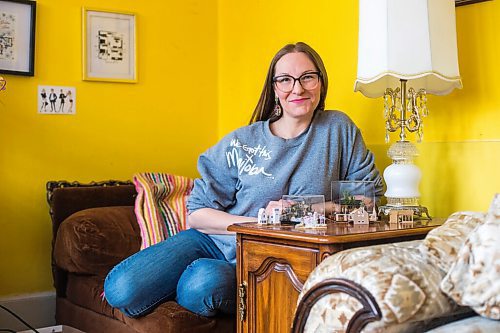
82,8,137,83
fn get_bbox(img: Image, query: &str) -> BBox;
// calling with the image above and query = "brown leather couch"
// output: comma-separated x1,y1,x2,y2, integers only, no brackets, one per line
47,180,235,333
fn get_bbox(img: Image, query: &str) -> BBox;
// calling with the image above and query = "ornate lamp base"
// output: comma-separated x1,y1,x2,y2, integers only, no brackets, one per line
381,141,431,220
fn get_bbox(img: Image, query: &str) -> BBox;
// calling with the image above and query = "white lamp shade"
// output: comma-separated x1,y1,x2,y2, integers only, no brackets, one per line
354,0,462,98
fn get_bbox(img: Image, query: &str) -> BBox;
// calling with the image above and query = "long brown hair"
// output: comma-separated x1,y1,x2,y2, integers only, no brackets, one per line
249,42,329,124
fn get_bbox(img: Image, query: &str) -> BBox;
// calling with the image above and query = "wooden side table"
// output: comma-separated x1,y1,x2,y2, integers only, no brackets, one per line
228,219,444,333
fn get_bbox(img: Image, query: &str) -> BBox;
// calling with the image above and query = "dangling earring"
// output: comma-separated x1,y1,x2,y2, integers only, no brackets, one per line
273,96,282,117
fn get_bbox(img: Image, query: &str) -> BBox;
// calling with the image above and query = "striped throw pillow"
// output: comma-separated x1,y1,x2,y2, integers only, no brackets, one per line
133,173,194,249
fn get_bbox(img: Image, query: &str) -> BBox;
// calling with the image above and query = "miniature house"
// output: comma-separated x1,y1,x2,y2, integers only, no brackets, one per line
334,206,351,222
351,207,369,224
389,210,414,224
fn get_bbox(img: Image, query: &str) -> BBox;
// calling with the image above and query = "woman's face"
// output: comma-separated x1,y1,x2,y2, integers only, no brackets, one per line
273,52,321,121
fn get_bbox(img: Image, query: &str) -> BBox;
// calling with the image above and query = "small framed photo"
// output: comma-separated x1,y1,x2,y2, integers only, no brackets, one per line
0,0,36,76
82,8,137,83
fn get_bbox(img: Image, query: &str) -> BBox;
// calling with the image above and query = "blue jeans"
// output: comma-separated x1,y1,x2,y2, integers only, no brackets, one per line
104,228,236,317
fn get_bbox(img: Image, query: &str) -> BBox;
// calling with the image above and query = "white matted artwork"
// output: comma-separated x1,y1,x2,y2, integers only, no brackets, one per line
38,85,76,115
82,8,137,83
0,0,36,76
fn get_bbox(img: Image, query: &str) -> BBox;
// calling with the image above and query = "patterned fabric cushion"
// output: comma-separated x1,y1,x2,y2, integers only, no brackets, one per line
298,240,465,333
133,172,194,249
440,194,500,320
303,292,363,333
419,211,485,272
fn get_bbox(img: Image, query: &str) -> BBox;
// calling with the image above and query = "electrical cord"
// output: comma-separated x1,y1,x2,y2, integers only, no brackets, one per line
0,329,17,333
0,304,40,333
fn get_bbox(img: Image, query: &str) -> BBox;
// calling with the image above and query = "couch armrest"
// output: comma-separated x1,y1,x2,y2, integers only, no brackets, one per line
292,278,382,333
54,206,141,276
47,180,136,297
293,277,475,333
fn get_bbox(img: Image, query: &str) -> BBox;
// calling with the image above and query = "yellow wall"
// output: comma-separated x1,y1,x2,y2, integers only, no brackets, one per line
218,1,499,215
1,0,499,298
0,0,218,296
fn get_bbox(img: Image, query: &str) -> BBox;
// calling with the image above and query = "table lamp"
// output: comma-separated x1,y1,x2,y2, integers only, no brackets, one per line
354,0,462,218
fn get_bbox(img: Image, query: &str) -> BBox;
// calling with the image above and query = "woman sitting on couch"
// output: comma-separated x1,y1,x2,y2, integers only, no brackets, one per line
104,42,383,318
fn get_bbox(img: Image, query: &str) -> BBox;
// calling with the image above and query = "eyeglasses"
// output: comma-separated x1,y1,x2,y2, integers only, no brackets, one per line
273,72,321,93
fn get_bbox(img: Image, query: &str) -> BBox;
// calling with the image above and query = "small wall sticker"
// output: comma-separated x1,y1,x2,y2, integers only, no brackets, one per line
38,85,76,115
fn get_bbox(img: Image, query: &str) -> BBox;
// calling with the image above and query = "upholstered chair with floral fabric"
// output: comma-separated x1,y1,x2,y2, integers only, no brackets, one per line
293,194,499,333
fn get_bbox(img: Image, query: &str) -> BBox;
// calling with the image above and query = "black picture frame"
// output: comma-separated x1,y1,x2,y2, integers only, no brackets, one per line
456,0,492,6
0,0,36,76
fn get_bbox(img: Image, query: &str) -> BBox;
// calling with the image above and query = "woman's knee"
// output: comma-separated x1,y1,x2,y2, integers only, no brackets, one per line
176,258,236,316
104,267,143,309
104,230,215,314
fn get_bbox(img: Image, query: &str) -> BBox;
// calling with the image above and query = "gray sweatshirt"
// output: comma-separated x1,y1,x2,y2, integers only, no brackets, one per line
187,110,383,261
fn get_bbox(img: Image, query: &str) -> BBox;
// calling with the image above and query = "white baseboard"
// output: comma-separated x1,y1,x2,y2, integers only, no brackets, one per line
0,291,56,331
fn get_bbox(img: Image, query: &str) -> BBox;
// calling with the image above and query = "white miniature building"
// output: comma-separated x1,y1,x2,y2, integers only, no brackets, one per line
350,207,369,225
295,212,328,229
369,206,378,222
389,210,414,224
335,206,351,222
257,208,268,225
269,207,281,224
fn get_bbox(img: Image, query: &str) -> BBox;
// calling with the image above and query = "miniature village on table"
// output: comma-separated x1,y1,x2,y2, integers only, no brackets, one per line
256,194,379,229
255,182,418,228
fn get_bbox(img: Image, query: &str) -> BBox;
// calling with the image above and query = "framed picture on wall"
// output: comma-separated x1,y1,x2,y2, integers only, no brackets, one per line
0,0,36,76
83,8,137,83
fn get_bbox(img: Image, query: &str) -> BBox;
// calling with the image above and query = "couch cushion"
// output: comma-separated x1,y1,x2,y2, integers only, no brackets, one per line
66,274,116,319
54,206,141,276
133,173,194,249
440,194,500,320
418,211,485,272
65,273,230,333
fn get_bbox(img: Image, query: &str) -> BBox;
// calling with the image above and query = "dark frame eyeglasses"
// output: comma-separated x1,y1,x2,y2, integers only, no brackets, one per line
273,71,321,93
